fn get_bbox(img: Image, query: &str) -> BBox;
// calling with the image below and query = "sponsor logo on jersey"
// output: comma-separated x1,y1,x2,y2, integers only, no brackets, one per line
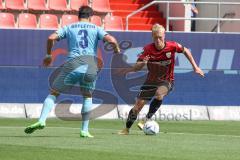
166,52,171,58
159,59,171,66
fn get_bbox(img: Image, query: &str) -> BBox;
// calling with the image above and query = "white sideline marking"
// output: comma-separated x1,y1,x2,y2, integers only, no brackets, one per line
0,126,240,138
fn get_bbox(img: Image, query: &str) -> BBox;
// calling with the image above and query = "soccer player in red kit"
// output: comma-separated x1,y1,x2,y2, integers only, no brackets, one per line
118,24,204,135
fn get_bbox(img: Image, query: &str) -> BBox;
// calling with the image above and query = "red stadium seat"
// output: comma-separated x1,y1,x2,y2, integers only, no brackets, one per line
92,0,112,13
28,0,48,11
0,13,15,28
40,14,58,29
90,15,102,26
18,13,37,29
61,14,78,27
70,0,88,11
49,0,68,11
5,0,26,10
0,0,4,9
104,16,123,31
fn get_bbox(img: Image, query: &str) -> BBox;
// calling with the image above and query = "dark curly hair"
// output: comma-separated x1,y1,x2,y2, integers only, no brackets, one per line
78,6,94,19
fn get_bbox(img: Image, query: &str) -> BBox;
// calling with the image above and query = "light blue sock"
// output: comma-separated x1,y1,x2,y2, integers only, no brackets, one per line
81,97,92,132
39,95,56,124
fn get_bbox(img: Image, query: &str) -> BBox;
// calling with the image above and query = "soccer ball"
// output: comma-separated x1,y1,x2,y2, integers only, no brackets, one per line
143,120,159,135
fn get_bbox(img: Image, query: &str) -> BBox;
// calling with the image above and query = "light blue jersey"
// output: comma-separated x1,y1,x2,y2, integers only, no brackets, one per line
52,21,107,92
56,21,107,74
56,21,107,59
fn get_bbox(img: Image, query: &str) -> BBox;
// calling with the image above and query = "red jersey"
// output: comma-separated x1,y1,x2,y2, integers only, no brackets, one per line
138,41,184,83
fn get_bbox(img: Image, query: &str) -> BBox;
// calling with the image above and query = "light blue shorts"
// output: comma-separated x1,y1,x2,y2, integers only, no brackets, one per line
50,56,98,94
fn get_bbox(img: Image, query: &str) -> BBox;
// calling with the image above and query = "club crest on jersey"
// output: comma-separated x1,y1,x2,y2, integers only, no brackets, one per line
166,52,171,58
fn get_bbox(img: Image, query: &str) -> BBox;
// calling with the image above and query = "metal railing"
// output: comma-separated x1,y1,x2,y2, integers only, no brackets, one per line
125,1,240,32
211,12,235,32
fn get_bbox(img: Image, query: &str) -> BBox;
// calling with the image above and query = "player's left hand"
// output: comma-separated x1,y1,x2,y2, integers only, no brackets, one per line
43,56,52,67
114,45,121,54
194,67,204,77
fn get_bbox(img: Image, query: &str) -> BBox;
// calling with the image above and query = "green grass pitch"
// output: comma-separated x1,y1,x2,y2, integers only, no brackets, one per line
0,118,240,160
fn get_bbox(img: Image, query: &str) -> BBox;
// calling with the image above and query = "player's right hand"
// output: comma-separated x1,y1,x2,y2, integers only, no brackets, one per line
43,56,52,67
194,67,205,77
143,55,150,62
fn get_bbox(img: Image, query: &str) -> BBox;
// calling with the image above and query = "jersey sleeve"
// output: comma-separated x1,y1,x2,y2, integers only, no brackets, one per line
97,27,108,40
175,42,184,53
56,26,68,40
137,46,149,61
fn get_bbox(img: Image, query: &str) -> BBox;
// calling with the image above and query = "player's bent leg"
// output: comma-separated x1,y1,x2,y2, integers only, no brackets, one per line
139,82,171,130
136,100,149,130
119,98,146,135
155,81,173,99
146,98,162,117
38,94,57,124
138,98,163,130
24,91,59,134
79,74,96,138
80,96,93,138
136,84,157,130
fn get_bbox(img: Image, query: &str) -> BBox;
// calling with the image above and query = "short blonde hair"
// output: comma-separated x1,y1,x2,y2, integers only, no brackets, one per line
152,24,165,33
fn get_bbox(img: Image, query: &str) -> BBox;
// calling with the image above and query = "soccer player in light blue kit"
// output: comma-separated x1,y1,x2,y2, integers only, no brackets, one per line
24,6,120,138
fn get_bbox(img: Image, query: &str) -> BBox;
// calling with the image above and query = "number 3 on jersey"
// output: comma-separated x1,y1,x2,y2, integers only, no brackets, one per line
77,30,88,49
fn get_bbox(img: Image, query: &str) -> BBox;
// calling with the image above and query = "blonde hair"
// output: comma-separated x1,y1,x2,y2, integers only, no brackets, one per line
152,24,165,33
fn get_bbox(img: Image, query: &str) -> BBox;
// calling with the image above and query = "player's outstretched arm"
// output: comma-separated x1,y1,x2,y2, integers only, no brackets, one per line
121,54,149,74
103,35,121,54
183,47,204,77
43,33,59,67
116,60,146,75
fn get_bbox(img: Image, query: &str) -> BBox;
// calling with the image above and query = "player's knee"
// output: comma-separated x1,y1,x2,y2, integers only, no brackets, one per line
155,95,164,100
155,91,168,100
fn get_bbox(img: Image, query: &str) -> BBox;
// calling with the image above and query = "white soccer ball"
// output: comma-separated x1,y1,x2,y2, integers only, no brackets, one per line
143,120,160,135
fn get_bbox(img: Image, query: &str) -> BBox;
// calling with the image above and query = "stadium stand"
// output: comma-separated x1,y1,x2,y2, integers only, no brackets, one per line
0,12,15,28
0,0,167,30
18,13,37,29
5,0,26,10
110,0,166,30
39,14,58,29
90,15,102,26
104,15,123,31
28,0,48,11
61,14,78,27
70,0,88,11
